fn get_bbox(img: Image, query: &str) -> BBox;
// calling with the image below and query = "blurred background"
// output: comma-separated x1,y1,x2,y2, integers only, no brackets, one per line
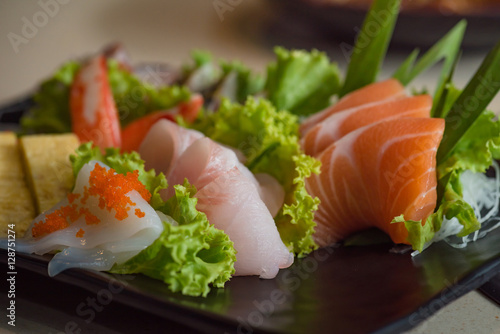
1,0,500,104
1,0,500,333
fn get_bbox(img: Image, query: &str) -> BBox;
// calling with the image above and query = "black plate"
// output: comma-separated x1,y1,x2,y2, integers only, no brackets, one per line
3,226,500,334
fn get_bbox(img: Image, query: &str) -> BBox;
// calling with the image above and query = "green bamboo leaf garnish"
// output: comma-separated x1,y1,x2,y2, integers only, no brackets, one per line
340,0,401,97
437,41,500,165
392,20,466,117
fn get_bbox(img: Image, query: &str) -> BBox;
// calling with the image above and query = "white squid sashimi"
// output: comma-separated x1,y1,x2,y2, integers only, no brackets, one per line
195,167,293,278
139,120,285,217
12,161,163,276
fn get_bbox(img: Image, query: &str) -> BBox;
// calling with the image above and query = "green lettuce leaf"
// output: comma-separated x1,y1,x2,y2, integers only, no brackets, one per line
20,61,80,134
69,143,167,209
181,50,222,93
220,60,265,103
398,171,480,252
265,47,341,116
192,97,320,256
438,110,500,176
107,60,191,127
21,59,191,133
181,50,214,77
111,181,236,297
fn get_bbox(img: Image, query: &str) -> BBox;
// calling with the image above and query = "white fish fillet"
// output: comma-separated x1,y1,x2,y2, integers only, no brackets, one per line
140,121,285,217
140,122,292,277
196,167,293,278
140,119,204,177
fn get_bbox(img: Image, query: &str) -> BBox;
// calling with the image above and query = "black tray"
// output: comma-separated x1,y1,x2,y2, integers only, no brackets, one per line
2,226,500,334
1,96,500,334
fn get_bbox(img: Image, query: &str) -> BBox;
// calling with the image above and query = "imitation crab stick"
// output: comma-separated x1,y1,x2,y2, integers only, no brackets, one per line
70,55,122,151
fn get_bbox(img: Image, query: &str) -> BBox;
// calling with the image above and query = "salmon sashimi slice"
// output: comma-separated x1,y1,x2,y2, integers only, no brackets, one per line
300,95,432,157
306,117,445,247
300,79,405,136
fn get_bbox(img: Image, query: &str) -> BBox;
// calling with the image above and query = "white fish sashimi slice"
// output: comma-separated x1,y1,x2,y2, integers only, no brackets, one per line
195,167,293,278
165,137,285,217
140,120,285,215
139,119,204,176
254,173,285,217
14,161,164,276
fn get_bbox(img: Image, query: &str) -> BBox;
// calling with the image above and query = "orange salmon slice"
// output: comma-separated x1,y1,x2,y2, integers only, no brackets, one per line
300,79,405,136
306,117,445,247
300,94,432,157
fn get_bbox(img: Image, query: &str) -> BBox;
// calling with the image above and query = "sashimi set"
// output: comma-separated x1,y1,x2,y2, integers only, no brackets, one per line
2,0,500,298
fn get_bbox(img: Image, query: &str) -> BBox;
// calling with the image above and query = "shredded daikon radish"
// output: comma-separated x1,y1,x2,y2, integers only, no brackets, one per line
446,161,500,248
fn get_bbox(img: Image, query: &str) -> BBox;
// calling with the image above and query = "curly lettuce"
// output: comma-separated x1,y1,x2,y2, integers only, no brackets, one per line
397,171,480,252
438,110,500,176
265,47,341,116
112,182,236,297
70,144,236,296
219,60,264,103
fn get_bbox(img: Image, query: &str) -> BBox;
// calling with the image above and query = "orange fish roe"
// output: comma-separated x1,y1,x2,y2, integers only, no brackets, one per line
135,208,145,218
67,193,81,204
32,210,70,238
81,186,89,204
79,207,101,225
76,228,85,238
32,164,151,239
60,204,80,223
86,164,151,220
